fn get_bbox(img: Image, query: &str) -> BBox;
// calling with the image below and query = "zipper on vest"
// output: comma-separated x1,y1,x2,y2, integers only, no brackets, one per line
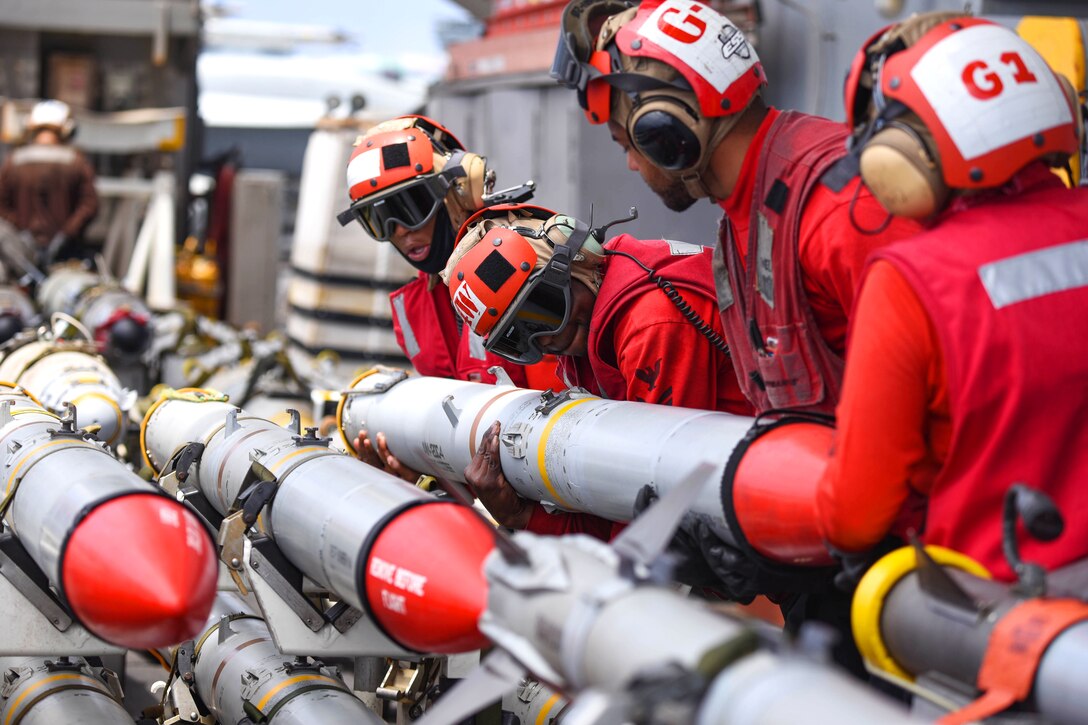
747,318,768,391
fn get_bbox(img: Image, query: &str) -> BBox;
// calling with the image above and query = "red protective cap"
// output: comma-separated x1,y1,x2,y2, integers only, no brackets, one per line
364,502,494,653
62,494,218,649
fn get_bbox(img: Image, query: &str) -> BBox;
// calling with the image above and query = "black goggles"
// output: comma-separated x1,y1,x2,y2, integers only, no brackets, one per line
485,218,594,365
550,0,634,94
336,173,452,242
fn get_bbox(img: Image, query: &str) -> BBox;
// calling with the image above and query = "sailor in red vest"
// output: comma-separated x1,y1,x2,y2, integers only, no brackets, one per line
552,0,923,416
818,13,1088,582
442,204,749,535
337,116,546,480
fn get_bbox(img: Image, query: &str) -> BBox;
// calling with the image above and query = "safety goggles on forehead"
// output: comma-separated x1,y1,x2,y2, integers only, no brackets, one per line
551,0,634,90
336,173,452,242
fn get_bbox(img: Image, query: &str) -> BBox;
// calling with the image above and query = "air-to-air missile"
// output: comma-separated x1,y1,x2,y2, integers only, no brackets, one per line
415,471,918,725
0,383,217,649
36,264,152,359
851,486,1088,724
140,389,496,655
0,326,136,449
338,368,834,567
156,593,381,725
0,656,134,725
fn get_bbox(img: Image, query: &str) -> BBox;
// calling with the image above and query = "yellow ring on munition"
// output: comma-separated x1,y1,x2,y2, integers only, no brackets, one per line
536,398,593,509
5,439,93,497
536,693,562,725
140,387,220,476
255,674,341,712
69,392,123,446
851,545,990,681
336,369,383,454
4,673,103,725
0,381,46,408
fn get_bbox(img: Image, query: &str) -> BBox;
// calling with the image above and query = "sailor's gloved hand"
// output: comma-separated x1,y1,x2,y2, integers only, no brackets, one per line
668,519,761,604
464,421,533,529
354,429,419,483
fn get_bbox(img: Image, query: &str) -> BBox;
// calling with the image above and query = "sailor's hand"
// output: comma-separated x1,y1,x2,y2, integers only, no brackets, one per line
465,421,532,529
354,429,419,483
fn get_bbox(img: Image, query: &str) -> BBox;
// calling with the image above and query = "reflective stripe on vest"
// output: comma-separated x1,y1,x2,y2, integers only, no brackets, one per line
979,239,1088,309
390,294,420,359
467,330,488,361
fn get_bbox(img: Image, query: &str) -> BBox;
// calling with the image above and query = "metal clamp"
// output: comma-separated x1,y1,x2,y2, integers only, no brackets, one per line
499,422,532,460
534,387,590,416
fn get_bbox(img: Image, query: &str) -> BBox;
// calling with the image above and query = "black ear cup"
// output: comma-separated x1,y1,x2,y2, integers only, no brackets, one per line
630,107,702,170
859,123,948,219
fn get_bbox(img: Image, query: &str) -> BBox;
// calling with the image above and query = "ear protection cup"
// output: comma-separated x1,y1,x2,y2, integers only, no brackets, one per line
627,93,710,171
859,122,948,219
439,150,494,229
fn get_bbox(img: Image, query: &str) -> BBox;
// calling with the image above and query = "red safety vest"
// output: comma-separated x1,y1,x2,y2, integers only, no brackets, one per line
876,167,1088,580
390,273,528,385
558,235,726,401
714,111,850,415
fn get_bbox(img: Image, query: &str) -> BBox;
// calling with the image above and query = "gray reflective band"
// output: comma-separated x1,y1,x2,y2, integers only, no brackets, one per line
12,145,76,165
978,239,1088,309
468,330,487,361
756,211,775,308
391,294,421,358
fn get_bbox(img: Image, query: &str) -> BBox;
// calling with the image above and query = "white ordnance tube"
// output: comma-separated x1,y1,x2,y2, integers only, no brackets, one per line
0,656,133,725
338,370,835,566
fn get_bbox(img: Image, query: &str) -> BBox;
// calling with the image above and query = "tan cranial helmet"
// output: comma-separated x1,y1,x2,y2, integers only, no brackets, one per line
844,12,1082,219
555,0,767,200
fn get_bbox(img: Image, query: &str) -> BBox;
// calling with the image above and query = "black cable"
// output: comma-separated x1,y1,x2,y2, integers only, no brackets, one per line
604,249,731,357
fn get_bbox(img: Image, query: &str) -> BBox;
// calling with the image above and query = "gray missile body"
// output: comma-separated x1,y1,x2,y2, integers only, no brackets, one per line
854,546,1088,724
0,656,133,725
0,384,216,648
141,391,496,654
180,594,381,725
339,370,834,566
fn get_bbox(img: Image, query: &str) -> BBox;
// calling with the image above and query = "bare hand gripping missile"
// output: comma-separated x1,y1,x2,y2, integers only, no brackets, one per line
141,389,496,656
338,368,835,567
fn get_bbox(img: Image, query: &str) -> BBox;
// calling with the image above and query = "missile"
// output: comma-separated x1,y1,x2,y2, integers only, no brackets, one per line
852,542,1088,724
0,332,136,448
0,286,39,344
37,265,151,357
0,655,134,725
160,593,381,725
0,384,217,648
416,473,917,725
338,368,834,566
140,389,496,654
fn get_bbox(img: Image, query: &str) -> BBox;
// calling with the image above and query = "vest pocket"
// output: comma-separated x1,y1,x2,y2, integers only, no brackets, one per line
754,322,824,408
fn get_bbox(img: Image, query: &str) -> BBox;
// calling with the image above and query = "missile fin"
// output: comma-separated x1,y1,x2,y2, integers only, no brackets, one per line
611,462,717,569
913,538,984,617
414,649,526,725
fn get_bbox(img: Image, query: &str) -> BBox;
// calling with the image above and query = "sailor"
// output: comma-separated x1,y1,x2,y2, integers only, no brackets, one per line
817,12,1088,582
443,203,748,534
337,116,551,480
0,100,98,267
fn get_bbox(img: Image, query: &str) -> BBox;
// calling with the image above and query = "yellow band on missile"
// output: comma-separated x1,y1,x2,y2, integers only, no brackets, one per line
851,545,990,681
536,693,562,725
140,387,226,476
4,673,105,725
255,673,342,711
536,398,594,509
336,368,382,454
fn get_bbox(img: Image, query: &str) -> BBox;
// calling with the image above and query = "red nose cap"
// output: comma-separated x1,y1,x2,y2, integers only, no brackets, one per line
364,502,494,653
62,493,218,649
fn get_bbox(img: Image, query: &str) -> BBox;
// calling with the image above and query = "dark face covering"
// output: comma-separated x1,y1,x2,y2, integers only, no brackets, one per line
401,205,455,274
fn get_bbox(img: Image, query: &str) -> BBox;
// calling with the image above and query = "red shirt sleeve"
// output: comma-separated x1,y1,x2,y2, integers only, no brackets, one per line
525,503,620,541
797,179,923,355
817,260,949,552
610,288,726,410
